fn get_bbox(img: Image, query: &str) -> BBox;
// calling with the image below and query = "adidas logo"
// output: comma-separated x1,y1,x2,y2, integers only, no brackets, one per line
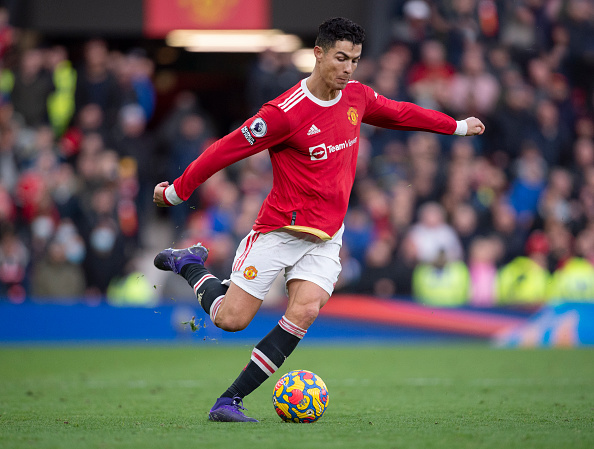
307,124,321,136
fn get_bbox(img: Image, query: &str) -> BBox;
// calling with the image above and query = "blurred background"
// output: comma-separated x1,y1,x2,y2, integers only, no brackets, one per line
1,0,594,345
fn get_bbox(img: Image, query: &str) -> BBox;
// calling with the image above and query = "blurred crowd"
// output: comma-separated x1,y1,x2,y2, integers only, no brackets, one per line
1,0,594,307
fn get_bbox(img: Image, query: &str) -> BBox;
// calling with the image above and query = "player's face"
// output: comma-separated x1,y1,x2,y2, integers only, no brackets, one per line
316,40,362,91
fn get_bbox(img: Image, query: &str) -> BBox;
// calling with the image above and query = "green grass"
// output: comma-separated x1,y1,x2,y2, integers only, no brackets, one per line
0,345,593,449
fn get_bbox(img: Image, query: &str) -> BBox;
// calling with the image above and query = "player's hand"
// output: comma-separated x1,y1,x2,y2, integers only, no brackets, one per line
153,181,170,207
465,117,485,136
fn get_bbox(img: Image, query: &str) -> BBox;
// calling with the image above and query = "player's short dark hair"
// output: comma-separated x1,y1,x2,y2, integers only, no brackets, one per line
315,17,366,51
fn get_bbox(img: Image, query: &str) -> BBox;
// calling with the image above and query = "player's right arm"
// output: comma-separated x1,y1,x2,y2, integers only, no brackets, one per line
154,105,290,207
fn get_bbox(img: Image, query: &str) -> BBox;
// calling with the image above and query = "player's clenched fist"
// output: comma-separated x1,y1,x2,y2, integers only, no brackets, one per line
153,181,170,207
465,117,486,136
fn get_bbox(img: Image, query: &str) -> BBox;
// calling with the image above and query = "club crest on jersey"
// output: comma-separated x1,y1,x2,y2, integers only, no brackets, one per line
309,144,328,161
243,265,258,280
249,118,267,138
347,107,358,125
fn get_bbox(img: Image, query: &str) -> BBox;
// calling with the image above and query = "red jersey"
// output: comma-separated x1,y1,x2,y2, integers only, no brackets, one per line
165,78,460,240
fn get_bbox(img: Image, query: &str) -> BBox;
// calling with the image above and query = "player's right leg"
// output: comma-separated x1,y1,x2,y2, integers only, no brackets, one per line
154,243,262,331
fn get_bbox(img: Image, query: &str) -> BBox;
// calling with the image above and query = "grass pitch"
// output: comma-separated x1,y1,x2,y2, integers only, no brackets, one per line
0,345,592,449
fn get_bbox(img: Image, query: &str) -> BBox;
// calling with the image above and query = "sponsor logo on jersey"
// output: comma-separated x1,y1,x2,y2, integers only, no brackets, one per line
308,137,358,161
249,117,267,138
241,126,255,145
327,137,358,154
307,124,321,136
347,107,358,125
309,144,327,160
243,265,258,280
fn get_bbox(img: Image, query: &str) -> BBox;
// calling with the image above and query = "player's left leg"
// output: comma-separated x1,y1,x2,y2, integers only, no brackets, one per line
210,230,341,422
209,279,329,422
153,243,235,323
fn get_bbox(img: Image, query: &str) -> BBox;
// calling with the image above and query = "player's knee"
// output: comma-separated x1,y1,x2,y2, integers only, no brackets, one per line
291,303,320,329
214,313,249,332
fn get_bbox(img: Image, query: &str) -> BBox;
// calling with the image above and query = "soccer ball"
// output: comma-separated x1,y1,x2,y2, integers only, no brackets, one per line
272,370,329,423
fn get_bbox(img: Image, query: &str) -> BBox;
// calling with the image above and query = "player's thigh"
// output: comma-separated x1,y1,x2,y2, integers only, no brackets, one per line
284,239,342,300
215,281,262,331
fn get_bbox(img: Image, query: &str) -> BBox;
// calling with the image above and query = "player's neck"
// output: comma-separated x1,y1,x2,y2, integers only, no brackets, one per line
306,73,340,102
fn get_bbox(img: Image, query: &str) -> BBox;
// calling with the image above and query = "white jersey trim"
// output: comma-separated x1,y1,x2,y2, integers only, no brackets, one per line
165,184,183,205
300,77,342,107
279,88,305,112
454,120,468,136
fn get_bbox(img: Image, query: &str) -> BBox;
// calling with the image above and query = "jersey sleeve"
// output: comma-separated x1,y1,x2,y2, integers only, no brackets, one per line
169,105,290,203
360,84,457,135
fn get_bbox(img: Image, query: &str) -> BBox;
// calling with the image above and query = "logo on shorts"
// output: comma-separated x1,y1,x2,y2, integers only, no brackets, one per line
309,143,327,161
243,266,258,280
347,107,358,125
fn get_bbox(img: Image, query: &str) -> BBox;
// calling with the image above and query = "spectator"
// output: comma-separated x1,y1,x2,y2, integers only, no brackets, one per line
109,104,157,221
496,230,551,305
389,179,416,234
390,234,418,296
407,132,444,205
549,228,594,303
354,238,398,298
0,124,18,192
75,39,122,128
407,40,455,110
80,186,129,297
526,98,573,167
157,90,203,149
126,48,156,121
492,83,536,160
246,49,303,115
441,159,473,217
545,219,574,272
570,137,594,195
451,202,480,258
468,236,502,307
45,45,77,137
31,219,86,300
0,225,29,303
0,7,13,61
412,248,470,307
506,143,548,228
392,0,434,59
563,0,594,96
342,207,374,263
10,48,54,128
537,167,575,228
487,200,526,265
446,45,501,117
407,201,463,263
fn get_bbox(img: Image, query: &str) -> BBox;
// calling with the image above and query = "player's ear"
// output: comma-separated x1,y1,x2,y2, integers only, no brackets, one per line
313,46,325,61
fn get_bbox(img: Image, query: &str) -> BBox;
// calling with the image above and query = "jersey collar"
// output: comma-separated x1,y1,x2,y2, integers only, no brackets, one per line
301,77,342,107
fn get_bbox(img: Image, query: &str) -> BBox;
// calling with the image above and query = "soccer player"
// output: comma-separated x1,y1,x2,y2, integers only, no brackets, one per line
153,17,485,422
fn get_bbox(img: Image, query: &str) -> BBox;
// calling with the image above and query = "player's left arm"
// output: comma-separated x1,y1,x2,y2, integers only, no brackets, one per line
360,84,485,136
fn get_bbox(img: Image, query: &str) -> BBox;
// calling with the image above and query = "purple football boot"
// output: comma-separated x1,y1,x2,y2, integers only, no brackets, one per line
208,397,258,422
153,243,209,274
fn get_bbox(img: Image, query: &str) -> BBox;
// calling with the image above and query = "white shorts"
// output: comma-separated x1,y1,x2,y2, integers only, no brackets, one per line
227,225,344,300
